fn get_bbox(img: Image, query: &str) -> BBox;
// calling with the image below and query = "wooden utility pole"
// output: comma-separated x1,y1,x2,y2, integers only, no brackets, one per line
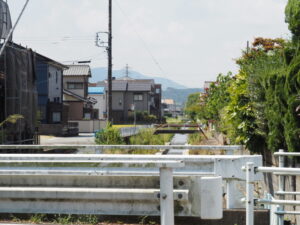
108,0,113,123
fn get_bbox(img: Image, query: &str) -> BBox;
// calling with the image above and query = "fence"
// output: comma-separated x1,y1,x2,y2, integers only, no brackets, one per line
0,144,259,225
244,149,300,225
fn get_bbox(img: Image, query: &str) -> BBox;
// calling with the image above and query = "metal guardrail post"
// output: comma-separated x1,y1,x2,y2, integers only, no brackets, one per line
226,180,234,209
278,149,285,225
160,167,175,225
246,162,254,225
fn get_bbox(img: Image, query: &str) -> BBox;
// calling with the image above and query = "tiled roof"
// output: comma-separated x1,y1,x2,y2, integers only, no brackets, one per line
63,65,91,77
104,79,154,92
112,80,128,91
127,80,152,91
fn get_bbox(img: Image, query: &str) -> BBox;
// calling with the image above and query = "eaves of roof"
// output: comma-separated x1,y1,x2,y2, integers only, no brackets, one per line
63,89,94,104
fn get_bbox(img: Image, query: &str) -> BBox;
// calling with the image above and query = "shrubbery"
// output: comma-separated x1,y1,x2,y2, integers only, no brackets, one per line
129,128,173,145
186,36,300,154
128,111,157,124
95,123,125,145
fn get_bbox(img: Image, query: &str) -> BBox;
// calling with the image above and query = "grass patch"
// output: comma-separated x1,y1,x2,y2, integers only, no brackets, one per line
1,214,160,225
95,124,125,145
166,116,184,124
102,128,174,154
112,125,136,128
188,132,203,145
130,129,173,145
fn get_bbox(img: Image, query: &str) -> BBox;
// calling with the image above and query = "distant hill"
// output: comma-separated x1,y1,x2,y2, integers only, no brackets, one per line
162,87,203,105
90,67,187,90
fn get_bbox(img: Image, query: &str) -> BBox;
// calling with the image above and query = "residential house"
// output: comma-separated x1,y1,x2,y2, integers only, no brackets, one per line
88,87,106,120
101,76,162,124
63,65,96,120
35,53,68,125
162,99,176,117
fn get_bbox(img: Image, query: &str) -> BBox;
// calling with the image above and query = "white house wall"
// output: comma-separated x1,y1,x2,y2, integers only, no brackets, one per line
89,93,106,119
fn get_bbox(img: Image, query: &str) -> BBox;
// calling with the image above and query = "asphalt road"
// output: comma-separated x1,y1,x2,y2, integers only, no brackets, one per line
40,133,95,145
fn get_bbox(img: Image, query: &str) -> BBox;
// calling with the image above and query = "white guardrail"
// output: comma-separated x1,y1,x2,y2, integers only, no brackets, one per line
243,149,300,225
0,144,258,225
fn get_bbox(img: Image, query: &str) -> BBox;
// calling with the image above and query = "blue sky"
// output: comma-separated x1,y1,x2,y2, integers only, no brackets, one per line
9,0,290,88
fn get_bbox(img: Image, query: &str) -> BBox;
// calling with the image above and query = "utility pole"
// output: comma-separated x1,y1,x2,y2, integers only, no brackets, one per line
107,0,113,123
125,64,129,77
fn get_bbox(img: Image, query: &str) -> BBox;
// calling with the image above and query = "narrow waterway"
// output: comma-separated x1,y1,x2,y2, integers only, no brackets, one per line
167,127,189,155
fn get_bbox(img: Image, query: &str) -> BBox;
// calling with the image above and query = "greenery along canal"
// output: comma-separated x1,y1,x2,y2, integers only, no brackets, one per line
95,125,174,154
185,0,300,156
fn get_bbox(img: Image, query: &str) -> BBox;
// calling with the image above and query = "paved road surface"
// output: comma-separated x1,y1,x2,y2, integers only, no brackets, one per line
40,133,95,145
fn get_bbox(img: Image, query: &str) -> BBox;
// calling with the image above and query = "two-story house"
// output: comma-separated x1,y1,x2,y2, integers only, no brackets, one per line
63,65,95,120
36,54,68,125
101,76,162,123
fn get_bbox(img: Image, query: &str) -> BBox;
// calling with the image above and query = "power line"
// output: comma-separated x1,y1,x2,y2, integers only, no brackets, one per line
113,0,166,76
59,51,107,64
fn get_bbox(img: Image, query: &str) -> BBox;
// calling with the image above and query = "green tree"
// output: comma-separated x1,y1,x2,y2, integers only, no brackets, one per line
286,0,300,40
184,92,201,122
204,73,232,124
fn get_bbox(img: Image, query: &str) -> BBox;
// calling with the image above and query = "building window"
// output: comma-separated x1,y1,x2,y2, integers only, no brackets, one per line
52,112,61,123
155,88,160,94
134,94,143,101
56,72,58,84
67,82,83,89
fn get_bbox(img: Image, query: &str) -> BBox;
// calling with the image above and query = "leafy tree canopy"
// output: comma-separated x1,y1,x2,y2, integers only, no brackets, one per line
285,0,300,40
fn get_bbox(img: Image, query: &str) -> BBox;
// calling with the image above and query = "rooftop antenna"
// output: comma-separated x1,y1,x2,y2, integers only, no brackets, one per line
0,0,30,57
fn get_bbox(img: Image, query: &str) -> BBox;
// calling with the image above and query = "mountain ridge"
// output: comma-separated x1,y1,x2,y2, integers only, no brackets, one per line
162,87,203,105
90,67,187,90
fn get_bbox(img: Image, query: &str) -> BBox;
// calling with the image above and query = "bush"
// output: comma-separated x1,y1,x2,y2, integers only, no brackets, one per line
128,111,157,124
130,128,172,145
95,123,125,145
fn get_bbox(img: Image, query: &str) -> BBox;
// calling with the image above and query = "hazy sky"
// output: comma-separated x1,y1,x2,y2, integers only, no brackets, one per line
9,0,290,88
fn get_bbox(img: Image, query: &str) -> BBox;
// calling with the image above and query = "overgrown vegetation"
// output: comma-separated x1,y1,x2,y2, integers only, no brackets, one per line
2,214,159,225
130,128,173,145
128,111,157,124
96,125,174,154
95,123,125,145
185,0,300,154
188,132,203,145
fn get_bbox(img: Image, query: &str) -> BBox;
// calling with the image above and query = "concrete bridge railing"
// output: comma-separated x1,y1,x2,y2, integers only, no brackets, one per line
0,145,262,225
